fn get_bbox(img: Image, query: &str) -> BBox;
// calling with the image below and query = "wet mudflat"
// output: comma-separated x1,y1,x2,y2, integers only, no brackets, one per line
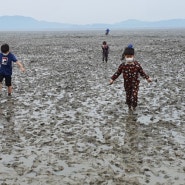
0,30,185,185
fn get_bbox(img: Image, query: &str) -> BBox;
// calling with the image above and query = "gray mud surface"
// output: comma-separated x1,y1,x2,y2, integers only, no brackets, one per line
0,30,185,185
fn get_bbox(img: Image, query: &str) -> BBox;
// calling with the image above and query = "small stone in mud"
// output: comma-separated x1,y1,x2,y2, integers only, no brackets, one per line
164,174,170,179
53,166,64,171
183,166,185,172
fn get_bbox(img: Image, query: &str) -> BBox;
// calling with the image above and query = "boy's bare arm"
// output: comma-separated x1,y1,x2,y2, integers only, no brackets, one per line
16,61,25,72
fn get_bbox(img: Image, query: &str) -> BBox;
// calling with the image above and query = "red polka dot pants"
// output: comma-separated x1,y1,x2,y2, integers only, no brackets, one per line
124,81,139,108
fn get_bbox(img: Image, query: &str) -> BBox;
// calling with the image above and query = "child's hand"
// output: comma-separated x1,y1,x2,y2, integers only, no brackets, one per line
109,79,114,85
20,67,25,72
16,61,25,72
147,78,152,83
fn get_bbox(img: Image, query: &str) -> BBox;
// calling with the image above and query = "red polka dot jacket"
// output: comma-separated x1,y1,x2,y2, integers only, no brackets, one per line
111,61,149,83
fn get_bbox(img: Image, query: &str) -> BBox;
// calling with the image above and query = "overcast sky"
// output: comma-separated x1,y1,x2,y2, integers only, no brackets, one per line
0,0,185,24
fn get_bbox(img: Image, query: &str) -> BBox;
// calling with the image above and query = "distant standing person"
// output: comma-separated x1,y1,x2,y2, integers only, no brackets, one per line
109,44,152,112
105,28,110,35
102,41,109,62
0,43,25,96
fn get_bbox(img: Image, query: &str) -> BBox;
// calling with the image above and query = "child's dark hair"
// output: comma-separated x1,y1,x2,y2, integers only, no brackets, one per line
123,46,134,55
103,41,107,45
121,44,134,60
1,43,9,53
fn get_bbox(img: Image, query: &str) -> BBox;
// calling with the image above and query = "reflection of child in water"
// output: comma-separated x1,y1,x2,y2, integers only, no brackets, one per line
109,45,152,112
102,41,109,62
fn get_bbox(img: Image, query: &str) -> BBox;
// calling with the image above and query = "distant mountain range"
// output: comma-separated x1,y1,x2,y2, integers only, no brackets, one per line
1,15,185,31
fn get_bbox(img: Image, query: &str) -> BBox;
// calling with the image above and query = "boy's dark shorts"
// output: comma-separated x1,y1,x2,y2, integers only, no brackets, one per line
0,75,12,86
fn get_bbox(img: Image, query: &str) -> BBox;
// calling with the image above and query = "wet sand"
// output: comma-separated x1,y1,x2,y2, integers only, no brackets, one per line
0,30,185,185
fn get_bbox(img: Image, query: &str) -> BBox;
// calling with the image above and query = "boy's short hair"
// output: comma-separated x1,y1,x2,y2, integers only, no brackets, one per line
1,43,9,53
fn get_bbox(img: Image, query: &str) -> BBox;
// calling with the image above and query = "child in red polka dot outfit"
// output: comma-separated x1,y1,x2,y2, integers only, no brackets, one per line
110,44,152,112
